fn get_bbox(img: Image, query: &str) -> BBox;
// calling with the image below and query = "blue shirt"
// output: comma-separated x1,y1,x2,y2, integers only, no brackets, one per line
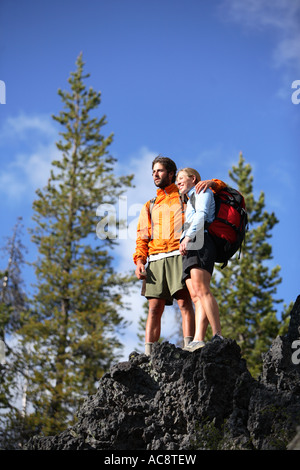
180,186,215,241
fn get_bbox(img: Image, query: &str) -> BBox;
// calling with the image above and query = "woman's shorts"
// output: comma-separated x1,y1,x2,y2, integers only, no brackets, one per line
143,254,186,306
182,232,216,281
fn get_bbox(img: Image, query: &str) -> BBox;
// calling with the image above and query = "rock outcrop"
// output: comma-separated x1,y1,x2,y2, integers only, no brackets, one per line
27,296,300,450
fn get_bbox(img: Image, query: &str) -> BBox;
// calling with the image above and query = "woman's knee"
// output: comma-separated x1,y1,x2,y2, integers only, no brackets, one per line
192,283,211,300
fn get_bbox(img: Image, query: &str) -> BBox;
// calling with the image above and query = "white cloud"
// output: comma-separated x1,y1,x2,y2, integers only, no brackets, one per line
0,113,57,140
116,146,158,204
0,171,28,200
0,114,59,201
221,0,299,30
274,34,300,71
220,0,300,74
11,143,59,188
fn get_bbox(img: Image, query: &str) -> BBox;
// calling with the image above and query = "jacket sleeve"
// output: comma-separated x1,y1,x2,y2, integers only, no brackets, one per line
133,201,151,265
211,178,227,193
185,189,214,240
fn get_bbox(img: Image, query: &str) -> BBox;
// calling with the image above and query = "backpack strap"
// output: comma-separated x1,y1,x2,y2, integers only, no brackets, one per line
148,194,186,217
147,194,186,238
148,197,156,240
189,192,195,210
149,197,156,217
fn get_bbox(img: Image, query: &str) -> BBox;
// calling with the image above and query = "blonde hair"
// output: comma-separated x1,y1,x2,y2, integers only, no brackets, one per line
177,167,201,184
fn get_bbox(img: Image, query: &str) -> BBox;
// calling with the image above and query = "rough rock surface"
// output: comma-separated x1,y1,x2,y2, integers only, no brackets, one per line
27,296,300,450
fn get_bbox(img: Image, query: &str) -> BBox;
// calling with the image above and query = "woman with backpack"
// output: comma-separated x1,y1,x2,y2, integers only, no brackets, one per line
177,167,223,351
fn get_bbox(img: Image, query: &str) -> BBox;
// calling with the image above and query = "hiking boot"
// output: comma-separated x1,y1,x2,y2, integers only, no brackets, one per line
183,340,205,352
211,334,224,342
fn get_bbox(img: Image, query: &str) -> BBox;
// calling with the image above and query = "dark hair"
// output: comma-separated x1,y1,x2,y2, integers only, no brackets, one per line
152,155,177,183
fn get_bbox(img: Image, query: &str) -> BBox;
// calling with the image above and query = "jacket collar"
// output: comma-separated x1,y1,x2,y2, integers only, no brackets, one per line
156,182,179,196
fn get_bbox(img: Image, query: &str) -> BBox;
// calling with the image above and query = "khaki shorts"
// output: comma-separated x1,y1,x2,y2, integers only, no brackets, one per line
142,255,186,306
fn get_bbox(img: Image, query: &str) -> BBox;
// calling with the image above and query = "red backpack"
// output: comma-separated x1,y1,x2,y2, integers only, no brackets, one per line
190,186,248,268
209,187,248,268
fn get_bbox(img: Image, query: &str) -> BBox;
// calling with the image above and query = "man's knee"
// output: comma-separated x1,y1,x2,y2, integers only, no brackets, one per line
148,299,165,317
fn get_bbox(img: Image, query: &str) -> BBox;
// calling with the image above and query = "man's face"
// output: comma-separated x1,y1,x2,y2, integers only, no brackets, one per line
152,163,173,188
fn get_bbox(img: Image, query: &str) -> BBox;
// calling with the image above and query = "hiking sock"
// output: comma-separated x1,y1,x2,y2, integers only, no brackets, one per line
145,342,154,356
184,336,193,347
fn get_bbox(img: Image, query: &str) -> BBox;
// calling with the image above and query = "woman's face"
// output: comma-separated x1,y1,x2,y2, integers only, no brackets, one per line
176,171,195,194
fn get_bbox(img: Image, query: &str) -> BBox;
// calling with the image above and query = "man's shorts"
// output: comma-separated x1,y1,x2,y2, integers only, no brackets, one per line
182,232,216,281
143,254,186,306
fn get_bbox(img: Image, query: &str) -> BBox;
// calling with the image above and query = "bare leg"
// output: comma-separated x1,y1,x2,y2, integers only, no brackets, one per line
174,288,195,339
145,298,165,343
190,267,221,336
186,278,209,341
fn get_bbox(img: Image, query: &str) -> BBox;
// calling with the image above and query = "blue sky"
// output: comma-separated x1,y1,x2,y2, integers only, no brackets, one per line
0,0,299,358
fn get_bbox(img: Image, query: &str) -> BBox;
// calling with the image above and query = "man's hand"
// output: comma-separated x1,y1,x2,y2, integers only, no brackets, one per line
195,179,215,194
135,260,147,279
179,236,191,256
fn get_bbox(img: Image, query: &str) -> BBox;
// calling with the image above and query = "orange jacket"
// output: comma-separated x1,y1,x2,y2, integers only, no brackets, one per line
133,180,226,265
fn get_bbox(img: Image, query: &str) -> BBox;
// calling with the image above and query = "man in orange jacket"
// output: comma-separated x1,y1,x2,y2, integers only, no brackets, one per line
133,155,225,355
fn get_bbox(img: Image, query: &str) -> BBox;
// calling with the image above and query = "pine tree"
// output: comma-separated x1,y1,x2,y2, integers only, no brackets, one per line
0,217,27,342
20,54,134,435
0,217,30,449
211,153,284,377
